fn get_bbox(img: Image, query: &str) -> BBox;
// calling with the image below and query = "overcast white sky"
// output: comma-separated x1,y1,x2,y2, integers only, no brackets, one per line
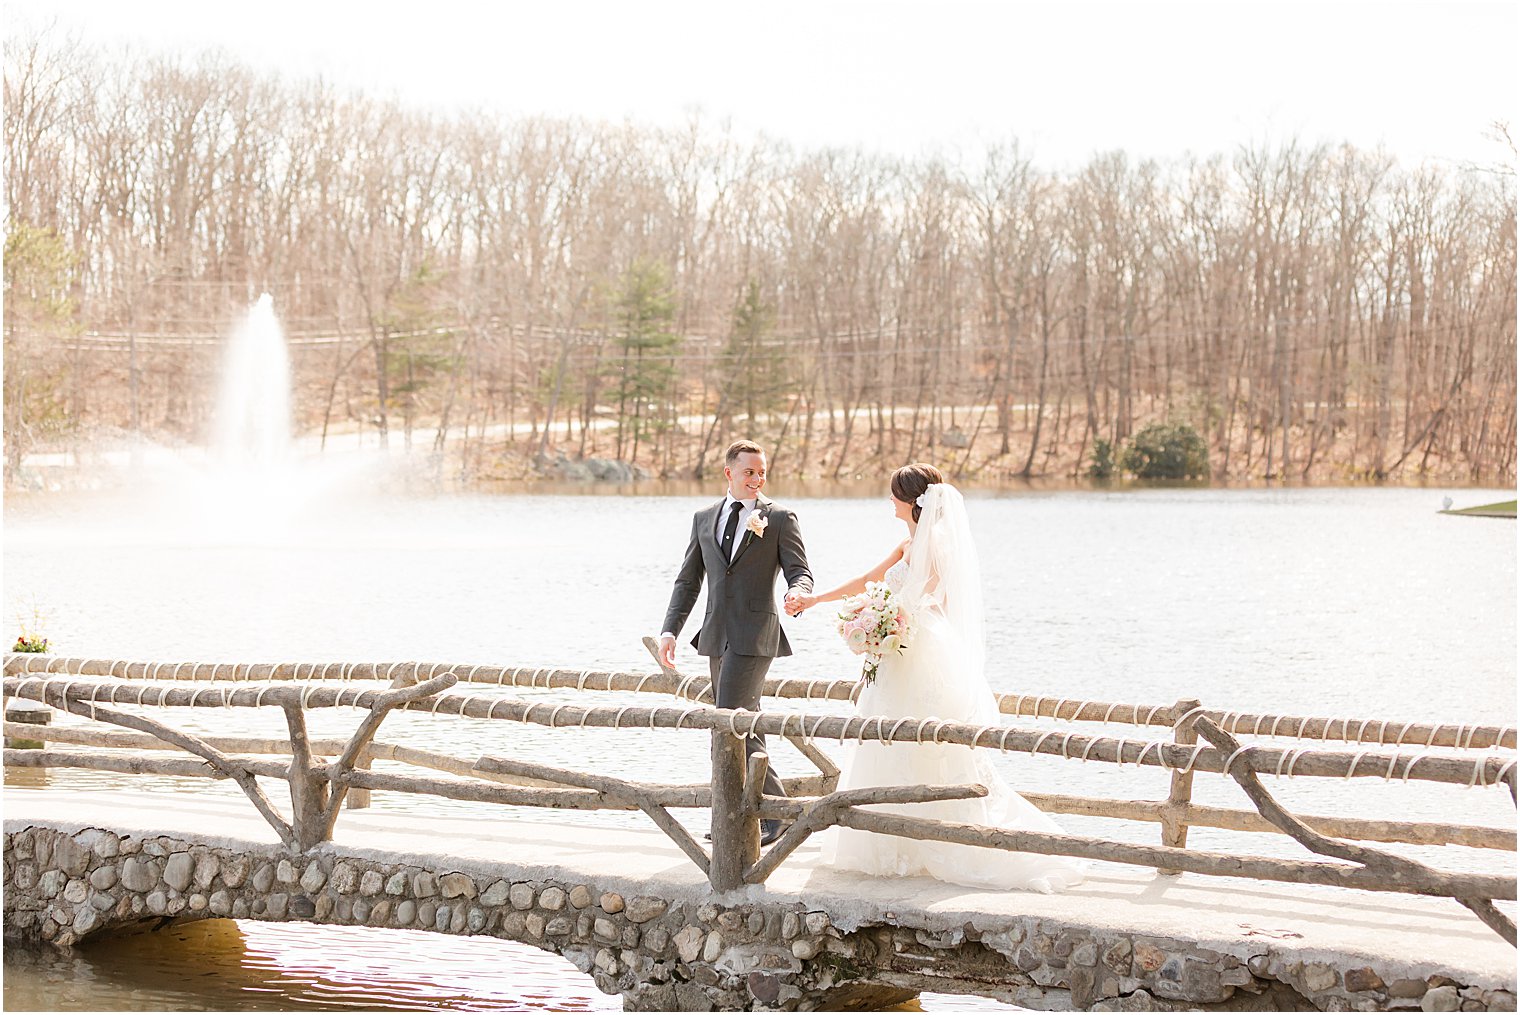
8,0,1517,171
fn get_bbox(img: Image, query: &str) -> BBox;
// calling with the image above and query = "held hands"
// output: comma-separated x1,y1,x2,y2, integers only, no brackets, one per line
784,589,817,617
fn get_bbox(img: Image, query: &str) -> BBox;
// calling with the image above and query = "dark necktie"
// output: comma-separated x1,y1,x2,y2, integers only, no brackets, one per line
720,501,743,562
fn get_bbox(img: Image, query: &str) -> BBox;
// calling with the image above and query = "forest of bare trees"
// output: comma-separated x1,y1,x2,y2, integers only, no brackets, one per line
4,29,1515,487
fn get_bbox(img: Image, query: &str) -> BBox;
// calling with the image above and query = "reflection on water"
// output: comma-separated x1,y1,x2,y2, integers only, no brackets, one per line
3,919,620,1012
1,920,1017,1013
4,765,50,790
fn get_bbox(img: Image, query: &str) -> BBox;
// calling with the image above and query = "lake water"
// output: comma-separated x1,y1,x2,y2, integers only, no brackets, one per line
3,482,1516,1010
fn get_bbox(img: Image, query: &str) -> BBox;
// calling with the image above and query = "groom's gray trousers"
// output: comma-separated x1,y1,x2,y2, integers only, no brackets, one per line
709,653,786,800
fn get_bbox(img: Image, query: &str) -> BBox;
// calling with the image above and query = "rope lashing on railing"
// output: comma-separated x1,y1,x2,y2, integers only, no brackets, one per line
1174,706,1208,730
773,676,850,702
1476,758,1517,790
8,675,1514,793
1212,741,1457,787
1221,744,1255,774
1276,750,1303,779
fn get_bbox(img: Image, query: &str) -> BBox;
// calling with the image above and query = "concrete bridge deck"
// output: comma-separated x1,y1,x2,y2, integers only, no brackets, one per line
4,788,1514,1011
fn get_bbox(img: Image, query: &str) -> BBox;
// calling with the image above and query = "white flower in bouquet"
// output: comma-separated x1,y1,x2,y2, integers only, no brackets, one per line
835,581,913,684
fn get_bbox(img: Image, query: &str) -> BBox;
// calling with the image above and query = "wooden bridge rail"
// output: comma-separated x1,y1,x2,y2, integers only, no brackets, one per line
15,649,1513,879
7,651,1514,751
6,677,1512,793
11,719,1513,856
4,667,1515,942
8,719,1513,853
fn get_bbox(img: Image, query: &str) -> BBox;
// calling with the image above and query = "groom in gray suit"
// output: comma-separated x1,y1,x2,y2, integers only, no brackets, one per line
658,439,813,845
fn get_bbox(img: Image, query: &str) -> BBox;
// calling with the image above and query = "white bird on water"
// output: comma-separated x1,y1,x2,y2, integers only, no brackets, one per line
1441,496,1453,511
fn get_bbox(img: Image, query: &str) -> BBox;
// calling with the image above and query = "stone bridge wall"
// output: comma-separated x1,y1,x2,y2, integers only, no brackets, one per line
4,824,1514,1012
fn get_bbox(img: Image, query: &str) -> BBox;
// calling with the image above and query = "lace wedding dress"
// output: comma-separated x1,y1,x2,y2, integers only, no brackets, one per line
822,487,1085,892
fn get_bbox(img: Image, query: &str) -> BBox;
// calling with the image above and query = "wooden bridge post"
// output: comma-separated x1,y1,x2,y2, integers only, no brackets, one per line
742,750,768,865
708,727,755,891
345,667,423,810
1160,697,1201,873
346,751,373,809
280,704,330,851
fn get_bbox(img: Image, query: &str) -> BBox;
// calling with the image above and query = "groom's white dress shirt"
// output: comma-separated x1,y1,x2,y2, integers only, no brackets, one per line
661,494,758,642
717,494,759,561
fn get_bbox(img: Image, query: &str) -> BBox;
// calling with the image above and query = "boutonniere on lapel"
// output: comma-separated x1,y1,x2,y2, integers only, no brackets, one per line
746,514,768,538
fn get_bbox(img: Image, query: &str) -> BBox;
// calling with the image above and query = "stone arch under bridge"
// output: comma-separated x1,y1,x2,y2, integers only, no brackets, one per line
6,804,1516,1013
7,822,937,1011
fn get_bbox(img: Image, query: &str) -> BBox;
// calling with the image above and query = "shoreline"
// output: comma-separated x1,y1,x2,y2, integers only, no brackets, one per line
9,395,1515,495
6,438,1514,499
6,464,1512,500
1440,500,1518,519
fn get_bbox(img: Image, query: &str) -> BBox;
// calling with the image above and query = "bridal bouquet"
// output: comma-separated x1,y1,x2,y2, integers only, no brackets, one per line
835,581,912,684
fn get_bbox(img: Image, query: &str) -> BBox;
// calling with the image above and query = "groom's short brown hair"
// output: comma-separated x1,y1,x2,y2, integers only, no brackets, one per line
725,440,764,465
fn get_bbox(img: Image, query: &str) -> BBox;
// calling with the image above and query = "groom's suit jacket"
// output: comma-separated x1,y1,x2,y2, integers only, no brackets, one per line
662,494,813,658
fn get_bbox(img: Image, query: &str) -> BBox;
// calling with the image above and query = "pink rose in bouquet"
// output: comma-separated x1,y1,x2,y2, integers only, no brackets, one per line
835,581,913,684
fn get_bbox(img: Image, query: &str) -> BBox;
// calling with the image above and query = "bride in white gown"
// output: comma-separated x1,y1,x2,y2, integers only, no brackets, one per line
787,464,1084,892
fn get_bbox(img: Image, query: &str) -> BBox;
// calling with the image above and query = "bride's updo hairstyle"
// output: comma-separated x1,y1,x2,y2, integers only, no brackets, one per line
891,463,945,522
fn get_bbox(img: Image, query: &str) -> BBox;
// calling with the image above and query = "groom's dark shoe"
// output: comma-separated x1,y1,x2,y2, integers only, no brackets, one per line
705,822,788,845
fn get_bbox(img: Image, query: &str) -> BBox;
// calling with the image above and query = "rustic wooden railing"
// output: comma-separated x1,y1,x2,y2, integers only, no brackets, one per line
4,650,1515,944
